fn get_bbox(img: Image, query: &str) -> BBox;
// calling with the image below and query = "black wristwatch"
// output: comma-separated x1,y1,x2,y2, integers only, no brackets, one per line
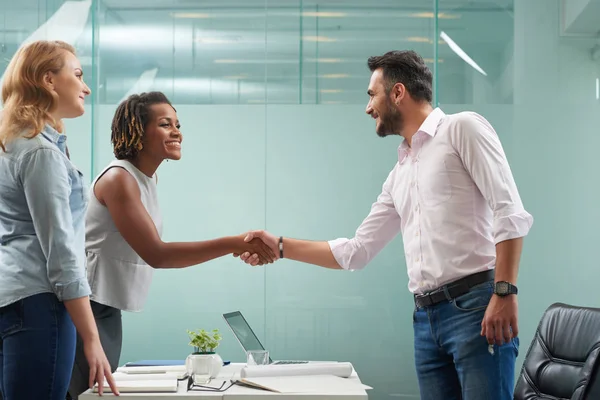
494,281,518,296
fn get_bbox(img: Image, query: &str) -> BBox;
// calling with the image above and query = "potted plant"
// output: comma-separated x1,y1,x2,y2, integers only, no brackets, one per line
187,328,222,354
185,329,223,378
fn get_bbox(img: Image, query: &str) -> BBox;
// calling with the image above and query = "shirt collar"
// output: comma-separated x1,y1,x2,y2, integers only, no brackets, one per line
40,124,63,142
398,107,446,163
419,107,445,138
40,124,67,153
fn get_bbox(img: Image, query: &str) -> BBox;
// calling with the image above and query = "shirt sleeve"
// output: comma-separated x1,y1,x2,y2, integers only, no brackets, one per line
19,147,91,301
450,112,533,244
328,168,402,270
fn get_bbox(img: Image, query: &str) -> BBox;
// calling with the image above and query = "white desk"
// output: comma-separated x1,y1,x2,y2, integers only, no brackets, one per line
80,363,368,400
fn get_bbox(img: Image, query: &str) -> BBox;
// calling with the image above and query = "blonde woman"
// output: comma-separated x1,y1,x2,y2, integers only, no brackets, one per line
0,40,118,399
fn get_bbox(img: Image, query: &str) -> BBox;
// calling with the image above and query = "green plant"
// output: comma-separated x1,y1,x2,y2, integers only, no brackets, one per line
186,328,222,354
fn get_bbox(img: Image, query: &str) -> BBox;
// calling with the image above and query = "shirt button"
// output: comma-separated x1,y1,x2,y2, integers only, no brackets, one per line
414,256,420,262
419,281,424,288
415,231,420,236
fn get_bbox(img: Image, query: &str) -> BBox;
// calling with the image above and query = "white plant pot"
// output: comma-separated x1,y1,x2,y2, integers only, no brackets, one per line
209,353,223,378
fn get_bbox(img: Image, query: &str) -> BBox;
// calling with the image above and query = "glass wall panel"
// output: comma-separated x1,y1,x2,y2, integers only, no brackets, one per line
437,0,600,381
3,0,599,398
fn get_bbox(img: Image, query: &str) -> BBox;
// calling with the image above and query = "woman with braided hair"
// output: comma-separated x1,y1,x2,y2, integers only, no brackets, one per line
68,91,276,399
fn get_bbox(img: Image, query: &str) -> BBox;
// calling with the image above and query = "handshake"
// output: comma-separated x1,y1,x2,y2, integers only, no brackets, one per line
232,230,279,266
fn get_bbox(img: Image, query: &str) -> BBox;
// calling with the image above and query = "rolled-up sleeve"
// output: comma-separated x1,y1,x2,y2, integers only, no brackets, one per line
19,148,91,301
450,112,533,243
328,168,402,270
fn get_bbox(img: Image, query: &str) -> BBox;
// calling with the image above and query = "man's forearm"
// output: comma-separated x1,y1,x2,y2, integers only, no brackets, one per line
283,238,342,269
494,237,523,284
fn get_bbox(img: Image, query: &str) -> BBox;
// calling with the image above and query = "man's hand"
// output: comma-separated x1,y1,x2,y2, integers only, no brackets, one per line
233,230,279,266
232,233,277,266
481,294,518,345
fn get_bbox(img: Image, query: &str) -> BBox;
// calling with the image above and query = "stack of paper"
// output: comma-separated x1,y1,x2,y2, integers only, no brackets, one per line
240,362,354,379
124,359,184,367
93,373,178,394
111,371,180,381
116,364,187,379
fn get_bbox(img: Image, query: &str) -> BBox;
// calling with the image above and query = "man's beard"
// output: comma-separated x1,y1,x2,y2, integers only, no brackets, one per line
376,101,403,138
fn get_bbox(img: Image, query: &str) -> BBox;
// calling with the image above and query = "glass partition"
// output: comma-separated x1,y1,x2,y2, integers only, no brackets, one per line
2,0,600,398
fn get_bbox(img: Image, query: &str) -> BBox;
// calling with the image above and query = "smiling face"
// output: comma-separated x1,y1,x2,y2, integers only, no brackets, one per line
46,51,91,120
0,41,90,144
141,103,182,161
365,68,403,138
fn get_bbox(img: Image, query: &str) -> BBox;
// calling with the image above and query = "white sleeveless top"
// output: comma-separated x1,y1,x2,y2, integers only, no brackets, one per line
86,160,162,312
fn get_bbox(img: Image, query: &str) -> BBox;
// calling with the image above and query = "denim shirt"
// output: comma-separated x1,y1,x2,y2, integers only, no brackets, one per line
0,124,91,307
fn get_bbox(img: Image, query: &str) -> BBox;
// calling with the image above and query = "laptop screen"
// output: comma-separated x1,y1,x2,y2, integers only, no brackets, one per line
223,311,273,363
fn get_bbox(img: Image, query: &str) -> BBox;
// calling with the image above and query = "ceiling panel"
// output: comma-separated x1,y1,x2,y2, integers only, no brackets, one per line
0,0,516,104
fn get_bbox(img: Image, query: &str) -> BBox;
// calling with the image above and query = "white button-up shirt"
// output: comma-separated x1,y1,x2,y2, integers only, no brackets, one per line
328,108,533,294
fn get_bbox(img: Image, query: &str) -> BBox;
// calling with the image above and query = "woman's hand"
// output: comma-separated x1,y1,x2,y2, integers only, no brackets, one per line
83,337,119,396
233,233,277,265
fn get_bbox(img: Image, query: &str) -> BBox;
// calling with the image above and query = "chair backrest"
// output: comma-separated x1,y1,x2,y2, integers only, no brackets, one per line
514,303,600,400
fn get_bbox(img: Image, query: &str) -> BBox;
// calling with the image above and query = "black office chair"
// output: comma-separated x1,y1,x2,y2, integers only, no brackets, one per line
514,303,600,400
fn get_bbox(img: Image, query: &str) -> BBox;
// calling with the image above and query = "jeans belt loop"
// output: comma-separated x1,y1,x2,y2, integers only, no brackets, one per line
442,285,452,302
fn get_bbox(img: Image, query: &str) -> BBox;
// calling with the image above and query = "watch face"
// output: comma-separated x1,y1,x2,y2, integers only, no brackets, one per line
496,282,509,294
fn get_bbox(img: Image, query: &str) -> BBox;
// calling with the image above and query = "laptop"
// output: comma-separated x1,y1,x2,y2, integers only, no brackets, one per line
222,311,308,365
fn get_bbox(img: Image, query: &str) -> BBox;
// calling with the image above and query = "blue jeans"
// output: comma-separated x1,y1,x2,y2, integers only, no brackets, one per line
413,280,519,400
0,292,76,400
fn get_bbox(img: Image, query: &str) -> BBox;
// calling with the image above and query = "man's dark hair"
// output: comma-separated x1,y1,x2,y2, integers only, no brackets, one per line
367,50,433,103
111,91,174,160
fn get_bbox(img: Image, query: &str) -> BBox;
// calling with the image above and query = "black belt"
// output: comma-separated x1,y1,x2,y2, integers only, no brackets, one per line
414,270,494,308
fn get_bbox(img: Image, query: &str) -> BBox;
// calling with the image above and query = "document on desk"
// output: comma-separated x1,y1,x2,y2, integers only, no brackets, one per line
125,359,185,367
93,379,178,393
116,364,187,379
111,371,180,381
238,374,371,394
117,365,185,374
240,362,354,378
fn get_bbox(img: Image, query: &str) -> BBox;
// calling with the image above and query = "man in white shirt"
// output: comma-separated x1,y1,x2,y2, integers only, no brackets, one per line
236,50,533,400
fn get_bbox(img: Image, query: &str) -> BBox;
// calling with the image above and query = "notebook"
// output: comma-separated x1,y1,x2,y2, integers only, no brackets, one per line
124,359,184,367
93,379,178,393
116,364,187,379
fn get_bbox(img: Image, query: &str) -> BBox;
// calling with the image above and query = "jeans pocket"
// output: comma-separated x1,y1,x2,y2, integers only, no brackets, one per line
512,336,520,357
451,282,493,312
0,300,24,337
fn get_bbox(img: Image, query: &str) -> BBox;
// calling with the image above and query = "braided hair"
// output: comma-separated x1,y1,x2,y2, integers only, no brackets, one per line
111,91,174,160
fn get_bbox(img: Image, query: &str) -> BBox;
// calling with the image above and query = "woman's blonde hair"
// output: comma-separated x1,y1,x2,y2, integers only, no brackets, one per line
0,40,76,151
